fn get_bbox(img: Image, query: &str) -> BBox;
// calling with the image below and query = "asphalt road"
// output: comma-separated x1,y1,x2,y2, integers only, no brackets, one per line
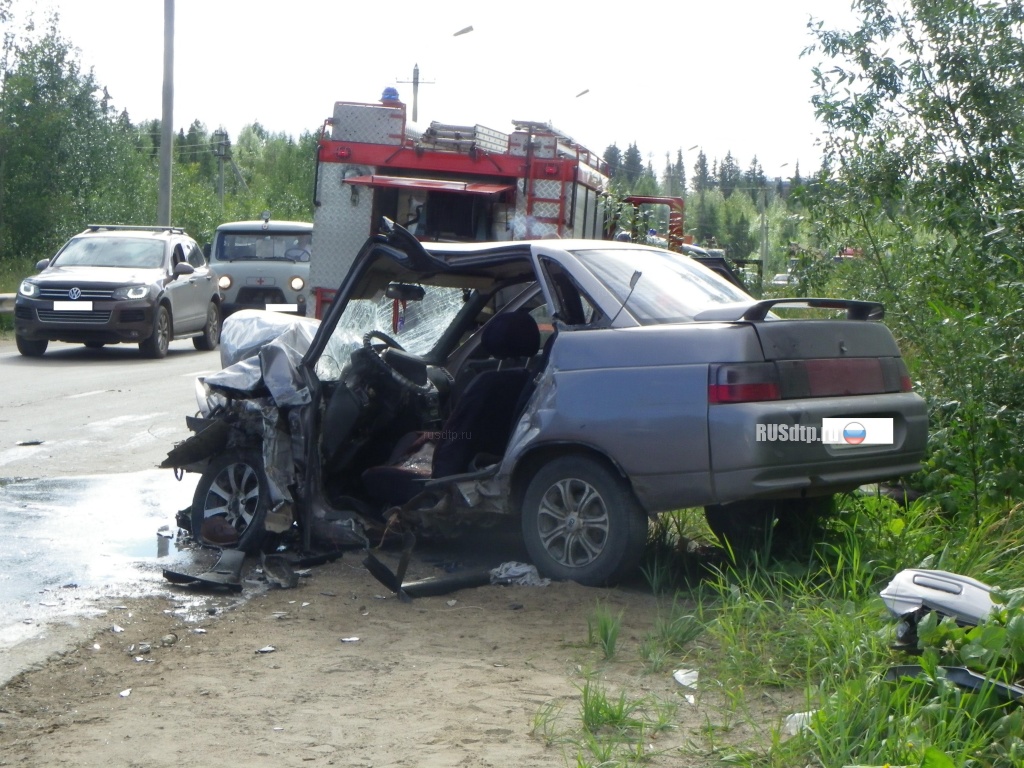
0,337,223,477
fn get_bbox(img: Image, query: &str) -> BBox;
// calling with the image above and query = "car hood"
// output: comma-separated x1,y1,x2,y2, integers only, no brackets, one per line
219,309,320,369
32,265,166,284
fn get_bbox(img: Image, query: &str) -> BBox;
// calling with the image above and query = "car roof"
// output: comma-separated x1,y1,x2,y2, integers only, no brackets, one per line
418,238,661,261
75,226,187,241
215,220,313,232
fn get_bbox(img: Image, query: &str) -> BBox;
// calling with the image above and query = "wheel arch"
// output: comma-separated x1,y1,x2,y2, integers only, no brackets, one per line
509,442,641,517
157,295,173,323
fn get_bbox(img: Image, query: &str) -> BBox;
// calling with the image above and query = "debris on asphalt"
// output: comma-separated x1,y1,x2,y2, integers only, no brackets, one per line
163,548,246,592
260,552,299,589
489,562,550,587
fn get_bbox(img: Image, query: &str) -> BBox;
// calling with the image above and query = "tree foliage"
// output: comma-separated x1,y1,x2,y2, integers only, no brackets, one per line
0,8,314,267
717,151,742,198
805,0,1024,509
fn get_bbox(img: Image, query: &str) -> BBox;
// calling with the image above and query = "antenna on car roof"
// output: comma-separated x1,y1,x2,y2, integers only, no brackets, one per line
610,270,642,326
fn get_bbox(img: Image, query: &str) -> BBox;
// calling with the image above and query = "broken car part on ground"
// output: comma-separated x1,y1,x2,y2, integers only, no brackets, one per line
882,568,1024,703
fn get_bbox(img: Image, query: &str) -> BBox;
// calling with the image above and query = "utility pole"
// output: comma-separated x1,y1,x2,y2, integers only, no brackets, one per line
212,129,228,211
397,64,434,123
157,0,174,226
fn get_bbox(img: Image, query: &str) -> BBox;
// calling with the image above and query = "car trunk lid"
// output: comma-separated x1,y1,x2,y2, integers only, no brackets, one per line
705,303,913,404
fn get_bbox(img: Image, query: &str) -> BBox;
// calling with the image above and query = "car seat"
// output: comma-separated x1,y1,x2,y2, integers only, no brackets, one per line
360,310,541,507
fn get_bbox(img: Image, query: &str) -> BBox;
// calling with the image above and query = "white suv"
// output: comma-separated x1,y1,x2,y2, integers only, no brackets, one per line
207,214,313,317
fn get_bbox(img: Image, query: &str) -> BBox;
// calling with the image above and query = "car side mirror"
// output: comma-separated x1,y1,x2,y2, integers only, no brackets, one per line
35,258,50,271
202,243,211,259
173,261,195,278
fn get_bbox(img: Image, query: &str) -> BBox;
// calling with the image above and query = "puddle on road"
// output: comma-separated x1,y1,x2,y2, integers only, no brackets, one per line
0,470,213,650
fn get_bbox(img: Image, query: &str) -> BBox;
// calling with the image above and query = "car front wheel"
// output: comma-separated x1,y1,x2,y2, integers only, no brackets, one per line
140,305,170,359
193,301,221,351
16,335,47,357
520,455,648,586
191,451,269,552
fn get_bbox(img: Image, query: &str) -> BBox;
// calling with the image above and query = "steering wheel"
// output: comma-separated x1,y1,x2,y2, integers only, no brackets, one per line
362,330,433,394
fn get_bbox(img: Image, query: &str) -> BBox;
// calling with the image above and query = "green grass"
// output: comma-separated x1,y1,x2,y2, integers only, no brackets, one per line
1,255,36,293
586,603,623,660
536,492,1024,767
0,255,36,336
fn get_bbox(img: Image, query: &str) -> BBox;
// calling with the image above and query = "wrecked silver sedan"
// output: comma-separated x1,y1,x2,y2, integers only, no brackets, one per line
163,220,928,585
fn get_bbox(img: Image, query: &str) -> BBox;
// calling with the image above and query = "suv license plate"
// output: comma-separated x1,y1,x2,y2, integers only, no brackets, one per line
54,301,93,311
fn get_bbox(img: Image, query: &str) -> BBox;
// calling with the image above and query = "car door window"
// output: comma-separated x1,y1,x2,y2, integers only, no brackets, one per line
539,258,604,327
187,241,206,268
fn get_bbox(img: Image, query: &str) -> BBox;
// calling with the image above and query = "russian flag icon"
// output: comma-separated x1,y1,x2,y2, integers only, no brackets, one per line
843,422,866,444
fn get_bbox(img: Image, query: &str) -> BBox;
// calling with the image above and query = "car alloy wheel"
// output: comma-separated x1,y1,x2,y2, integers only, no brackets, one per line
193,301,221,351
191,451,269,552
140,305,171,358
521,455,648,586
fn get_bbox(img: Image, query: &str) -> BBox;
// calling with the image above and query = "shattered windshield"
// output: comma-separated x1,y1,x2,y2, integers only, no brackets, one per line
215,231,312,262
575,247,751,324
315,285,468,381
54,237,165,269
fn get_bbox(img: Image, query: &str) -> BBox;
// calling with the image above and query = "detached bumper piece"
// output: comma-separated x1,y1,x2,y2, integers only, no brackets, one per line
163,548,246,592
881,569,1024,704
884,664,1024,704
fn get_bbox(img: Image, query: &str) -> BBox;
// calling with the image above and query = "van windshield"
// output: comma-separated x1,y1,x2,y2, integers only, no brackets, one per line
215,231,312,262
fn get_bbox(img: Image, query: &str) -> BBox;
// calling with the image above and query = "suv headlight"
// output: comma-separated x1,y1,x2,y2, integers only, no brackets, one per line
112,284,149,300
18,280,39,298
290,276,305,291
218,274,232,290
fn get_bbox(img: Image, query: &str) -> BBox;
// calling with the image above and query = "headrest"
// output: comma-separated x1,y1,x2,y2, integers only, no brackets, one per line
481,310,541,359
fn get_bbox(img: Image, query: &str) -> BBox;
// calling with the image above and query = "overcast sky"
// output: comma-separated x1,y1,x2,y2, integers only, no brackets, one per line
14,0,857,178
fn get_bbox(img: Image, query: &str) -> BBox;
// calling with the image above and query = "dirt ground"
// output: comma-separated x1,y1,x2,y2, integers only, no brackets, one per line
0,531,799,768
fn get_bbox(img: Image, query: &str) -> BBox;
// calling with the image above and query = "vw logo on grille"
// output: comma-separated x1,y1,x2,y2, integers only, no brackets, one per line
68,287,82,300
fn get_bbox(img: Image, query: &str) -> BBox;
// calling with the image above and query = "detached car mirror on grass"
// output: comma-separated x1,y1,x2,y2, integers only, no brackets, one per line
161,219,928,586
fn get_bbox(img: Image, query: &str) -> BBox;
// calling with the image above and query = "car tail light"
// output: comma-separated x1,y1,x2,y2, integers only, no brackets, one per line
710,358,913,404
709,363,781,404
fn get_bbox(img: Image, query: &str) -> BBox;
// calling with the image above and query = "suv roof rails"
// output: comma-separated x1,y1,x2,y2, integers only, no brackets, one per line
85,224,185,234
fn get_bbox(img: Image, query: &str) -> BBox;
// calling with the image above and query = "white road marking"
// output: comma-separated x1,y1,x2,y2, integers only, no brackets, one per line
66,390,109,399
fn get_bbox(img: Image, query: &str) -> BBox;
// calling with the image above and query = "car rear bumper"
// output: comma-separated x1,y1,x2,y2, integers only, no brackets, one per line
705,391,929,504
14,298,155,343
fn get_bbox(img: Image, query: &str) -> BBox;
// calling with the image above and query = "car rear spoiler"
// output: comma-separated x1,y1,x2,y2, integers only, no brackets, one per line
694,298,885,323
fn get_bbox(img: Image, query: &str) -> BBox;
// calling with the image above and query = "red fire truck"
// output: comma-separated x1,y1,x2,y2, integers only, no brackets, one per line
310,93,610,317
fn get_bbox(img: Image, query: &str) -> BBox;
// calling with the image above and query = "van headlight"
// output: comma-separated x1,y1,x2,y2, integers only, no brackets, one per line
290,276,305,291
218,274,232,290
